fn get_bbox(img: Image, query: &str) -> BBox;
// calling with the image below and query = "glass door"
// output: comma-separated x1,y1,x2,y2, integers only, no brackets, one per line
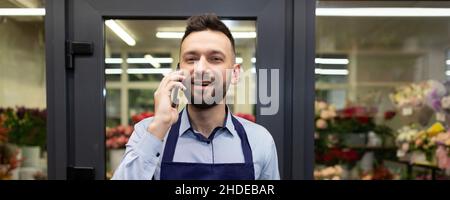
45,0,315,179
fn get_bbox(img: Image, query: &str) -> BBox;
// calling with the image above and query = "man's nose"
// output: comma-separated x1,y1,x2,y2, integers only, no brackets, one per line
194,57,208,75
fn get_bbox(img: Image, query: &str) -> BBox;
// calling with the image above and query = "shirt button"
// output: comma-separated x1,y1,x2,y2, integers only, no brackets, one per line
156,152,160,157
206,141,211,144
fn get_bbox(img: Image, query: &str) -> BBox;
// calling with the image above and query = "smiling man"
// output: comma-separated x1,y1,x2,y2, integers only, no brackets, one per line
112,14,279,180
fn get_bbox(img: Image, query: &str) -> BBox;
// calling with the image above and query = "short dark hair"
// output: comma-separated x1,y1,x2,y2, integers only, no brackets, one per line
181,14,235,54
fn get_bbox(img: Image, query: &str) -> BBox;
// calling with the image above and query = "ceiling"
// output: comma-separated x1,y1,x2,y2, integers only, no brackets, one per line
316,16,450,54
105,19,257,53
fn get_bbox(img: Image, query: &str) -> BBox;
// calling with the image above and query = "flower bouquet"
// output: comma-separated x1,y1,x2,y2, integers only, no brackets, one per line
0,144,21,180
0,112,9,144
435,130,450,170
314,165,343,180
315,101,337,130
395,124,421,160
1,107,46,149
395,122,445,164
106,125,133,149
316,147,360,167
390,80,436,126
105,125,133,173
314,101,340,157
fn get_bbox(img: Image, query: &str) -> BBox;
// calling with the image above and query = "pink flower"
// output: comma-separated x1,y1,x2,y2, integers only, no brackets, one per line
415,139,423,147
401,143,410,152
316,119,328,129
117,125,126,133
320,110,330,119
317,101,327,110
106,139,114,149
124,126,134,136
436,146,450,169
117,136,128,146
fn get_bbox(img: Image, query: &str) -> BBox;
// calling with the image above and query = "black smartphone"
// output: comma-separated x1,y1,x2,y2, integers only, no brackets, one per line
170,63,181,108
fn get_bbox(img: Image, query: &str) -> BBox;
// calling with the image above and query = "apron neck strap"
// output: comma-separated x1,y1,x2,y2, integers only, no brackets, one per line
161,109,254,164
230,115,253,163
161,111,183,162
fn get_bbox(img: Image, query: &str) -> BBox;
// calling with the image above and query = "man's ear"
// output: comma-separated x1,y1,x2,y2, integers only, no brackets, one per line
231,63,241,85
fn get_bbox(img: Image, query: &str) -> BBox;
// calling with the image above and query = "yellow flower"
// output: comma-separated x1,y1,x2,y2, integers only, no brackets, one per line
426,122,445,137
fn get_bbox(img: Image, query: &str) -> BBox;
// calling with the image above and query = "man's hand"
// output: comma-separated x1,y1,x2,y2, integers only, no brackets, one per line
147,71,186,140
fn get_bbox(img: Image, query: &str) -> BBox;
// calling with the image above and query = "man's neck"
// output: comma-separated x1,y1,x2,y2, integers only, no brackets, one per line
187,103,226,138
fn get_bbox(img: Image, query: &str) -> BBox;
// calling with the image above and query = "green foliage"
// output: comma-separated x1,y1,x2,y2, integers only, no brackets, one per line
3,107,46,149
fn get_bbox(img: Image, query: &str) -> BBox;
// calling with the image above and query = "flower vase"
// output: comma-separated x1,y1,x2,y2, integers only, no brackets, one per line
19,146,41,180
340,164,351,180
109,148,126,172
342,133,366,147
21,146,41,168
410,151,427,164
398,106,433,126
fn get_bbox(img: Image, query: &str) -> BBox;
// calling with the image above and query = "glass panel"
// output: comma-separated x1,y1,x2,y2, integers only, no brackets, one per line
104,19,257,179
315,1,450,180
0,0,47,180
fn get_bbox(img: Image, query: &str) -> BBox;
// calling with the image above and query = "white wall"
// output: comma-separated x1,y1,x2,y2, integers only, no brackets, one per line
0,18,46,109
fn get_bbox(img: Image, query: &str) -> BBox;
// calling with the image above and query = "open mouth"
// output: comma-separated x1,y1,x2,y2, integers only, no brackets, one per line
192,81,212,87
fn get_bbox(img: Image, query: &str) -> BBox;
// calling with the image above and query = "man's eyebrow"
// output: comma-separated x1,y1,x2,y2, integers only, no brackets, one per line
208,50,226,57
182,51,199,57
182,50,227,57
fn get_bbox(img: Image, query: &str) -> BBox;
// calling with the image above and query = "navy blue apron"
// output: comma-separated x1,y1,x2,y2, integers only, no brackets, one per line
159,111,255,180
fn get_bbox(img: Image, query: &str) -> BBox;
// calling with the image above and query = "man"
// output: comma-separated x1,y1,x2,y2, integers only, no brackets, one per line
112,14,279,180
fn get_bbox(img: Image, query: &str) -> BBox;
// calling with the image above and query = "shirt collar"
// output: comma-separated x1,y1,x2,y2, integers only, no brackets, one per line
178,105,237,137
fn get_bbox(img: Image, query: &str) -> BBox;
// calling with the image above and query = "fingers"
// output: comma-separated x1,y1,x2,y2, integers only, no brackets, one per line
166,81,186,92
160,71,186,87
166,75,186,83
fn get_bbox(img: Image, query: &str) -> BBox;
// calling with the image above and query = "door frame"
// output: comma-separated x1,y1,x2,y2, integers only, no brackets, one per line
45,0,315,180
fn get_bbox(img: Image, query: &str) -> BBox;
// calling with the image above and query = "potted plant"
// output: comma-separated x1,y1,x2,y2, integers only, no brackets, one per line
2,107,46,169
106,125,133,172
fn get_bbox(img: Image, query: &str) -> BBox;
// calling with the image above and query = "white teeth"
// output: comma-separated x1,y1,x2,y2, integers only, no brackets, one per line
192,82,210,86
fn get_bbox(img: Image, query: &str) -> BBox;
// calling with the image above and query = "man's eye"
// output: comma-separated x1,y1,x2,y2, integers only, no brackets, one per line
210,57,223,63
186,58,197,63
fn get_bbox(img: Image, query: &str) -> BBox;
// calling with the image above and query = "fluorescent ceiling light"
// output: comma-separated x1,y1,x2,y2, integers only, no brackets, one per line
144,54,161,68
231,32,257,38
105,58,123,64
156,32,184,39
105,20,136,46
316,8,450,17
315,58,349,65
251,57,256,63
235,57,243,64
156,31,257,39
106,57,173,64
446,70,450,76
251,67,256,74
315,68,349,75
105,68,172,75
0,8,45,16
446,60,450,65
127,68,172,75
105,69,122,75
126,58,173,64
221,20,236,28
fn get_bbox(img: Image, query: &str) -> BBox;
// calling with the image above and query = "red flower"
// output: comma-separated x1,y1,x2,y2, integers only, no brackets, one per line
131,112,154,124
356,116,371,124
384,111,396,120
318,148,360,165
105,125,134,149
235,113,256,122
